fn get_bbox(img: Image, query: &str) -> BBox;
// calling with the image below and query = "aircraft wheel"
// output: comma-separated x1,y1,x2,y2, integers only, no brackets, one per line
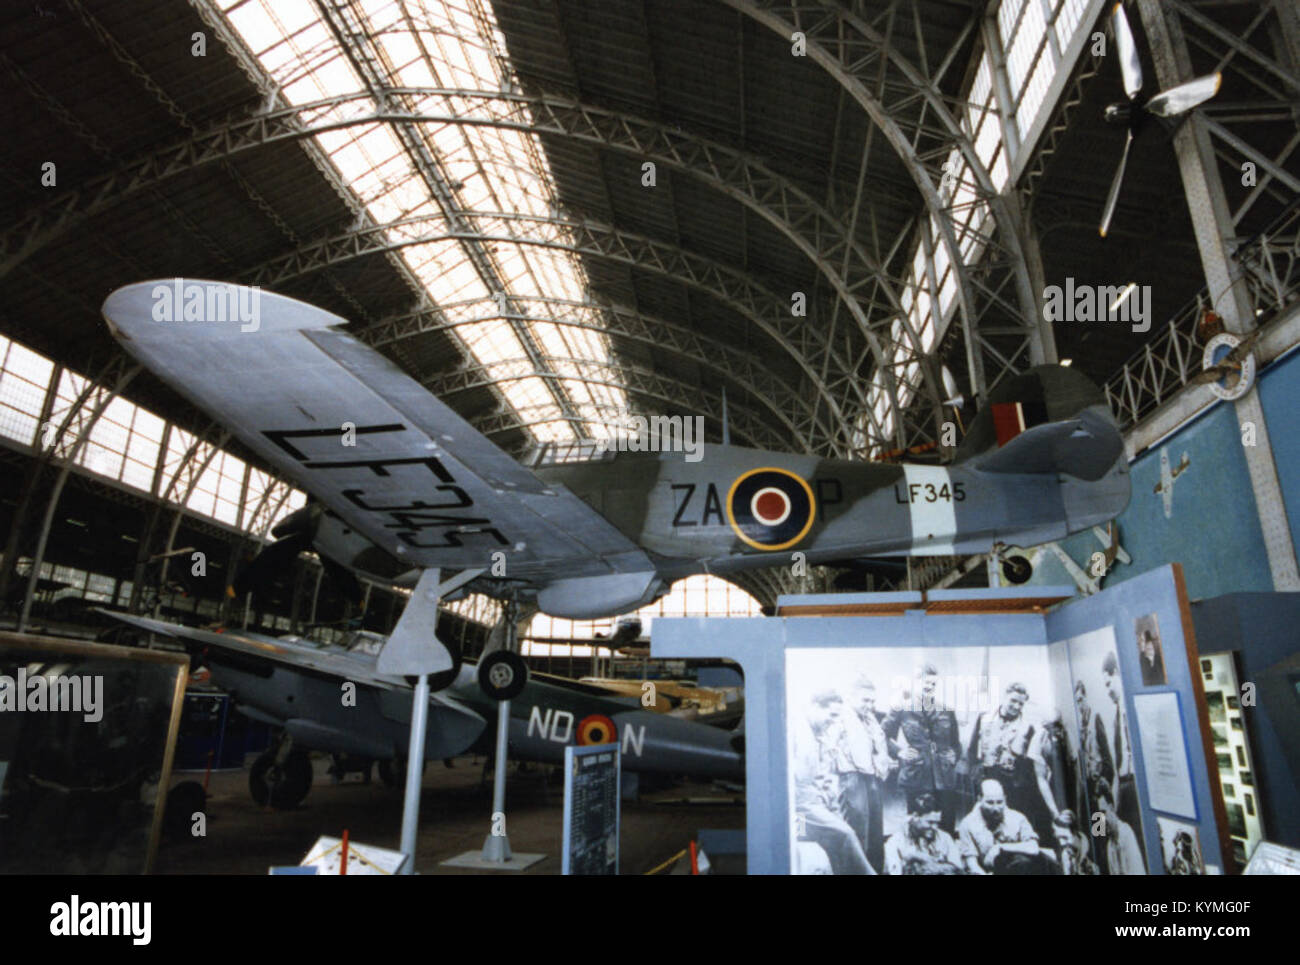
1001,554,1033,585
478,651,528,701
250,748,312,809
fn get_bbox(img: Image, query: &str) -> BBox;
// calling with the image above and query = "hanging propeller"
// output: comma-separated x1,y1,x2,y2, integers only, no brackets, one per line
1099,3,1221,238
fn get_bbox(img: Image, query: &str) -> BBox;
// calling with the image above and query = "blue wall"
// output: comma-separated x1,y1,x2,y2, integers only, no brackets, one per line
1027,397,1273,600
1257,350,1300,564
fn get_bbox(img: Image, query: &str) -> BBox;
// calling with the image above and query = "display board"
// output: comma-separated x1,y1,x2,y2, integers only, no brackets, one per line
654,565,1226,875
0,632,188,874
562,743,620,875
1198,652,1264,868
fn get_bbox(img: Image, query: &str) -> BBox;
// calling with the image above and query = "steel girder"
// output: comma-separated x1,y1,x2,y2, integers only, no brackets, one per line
1137,0,1300,591
426,355,791,452
0,84,930,443
16,356,141,631
359,293,818,446
725,1,1048,408
316,0,590,440
237,210,873,453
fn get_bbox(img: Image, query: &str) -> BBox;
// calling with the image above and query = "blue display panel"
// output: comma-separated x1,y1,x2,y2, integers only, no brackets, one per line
654,567,1225,875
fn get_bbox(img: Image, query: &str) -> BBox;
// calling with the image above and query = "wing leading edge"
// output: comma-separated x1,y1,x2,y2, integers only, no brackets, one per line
102,281,651,587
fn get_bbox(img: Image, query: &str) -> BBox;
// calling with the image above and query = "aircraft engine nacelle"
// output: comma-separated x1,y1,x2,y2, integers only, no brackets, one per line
537,572,667,620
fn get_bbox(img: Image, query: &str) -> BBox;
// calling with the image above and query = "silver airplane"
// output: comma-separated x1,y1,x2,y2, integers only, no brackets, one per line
104,610,742,809
102,280,1130,678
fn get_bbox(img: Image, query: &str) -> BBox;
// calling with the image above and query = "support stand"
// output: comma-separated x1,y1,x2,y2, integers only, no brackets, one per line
443,599,544,871
376,567,482,875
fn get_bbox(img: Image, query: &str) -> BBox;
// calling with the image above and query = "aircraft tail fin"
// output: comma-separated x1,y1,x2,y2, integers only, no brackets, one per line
953,365,1124,481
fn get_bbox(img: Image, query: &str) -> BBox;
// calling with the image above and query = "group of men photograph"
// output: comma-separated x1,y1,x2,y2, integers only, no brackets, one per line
793,658,1148,875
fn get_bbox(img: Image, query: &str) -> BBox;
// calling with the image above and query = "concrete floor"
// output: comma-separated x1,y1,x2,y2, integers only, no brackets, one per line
154,754,745,875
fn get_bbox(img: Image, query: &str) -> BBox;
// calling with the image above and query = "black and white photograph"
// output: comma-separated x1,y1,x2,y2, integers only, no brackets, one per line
1227,803,1248,838
787,644,1088,875
1134,613,1166,686
1066,626,1149,874
1206,691,1226,723
1157,817,1206,875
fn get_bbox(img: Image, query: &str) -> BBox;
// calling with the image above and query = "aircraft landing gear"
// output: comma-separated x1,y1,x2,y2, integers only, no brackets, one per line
478,650,528,701
250,744,312,809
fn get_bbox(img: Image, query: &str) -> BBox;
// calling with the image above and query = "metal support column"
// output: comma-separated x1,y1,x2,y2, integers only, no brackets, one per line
18,363,140,631
481,599,517,864
1138,0,1300,590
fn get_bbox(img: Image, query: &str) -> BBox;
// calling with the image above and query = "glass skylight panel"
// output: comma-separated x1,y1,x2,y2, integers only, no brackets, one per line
218,0,625,445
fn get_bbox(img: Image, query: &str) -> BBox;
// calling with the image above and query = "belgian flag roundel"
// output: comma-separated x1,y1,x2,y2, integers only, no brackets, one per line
726,467,816,551
576,714,617,746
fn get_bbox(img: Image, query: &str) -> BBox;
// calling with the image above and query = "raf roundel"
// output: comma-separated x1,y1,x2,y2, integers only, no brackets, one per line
726,467,816,550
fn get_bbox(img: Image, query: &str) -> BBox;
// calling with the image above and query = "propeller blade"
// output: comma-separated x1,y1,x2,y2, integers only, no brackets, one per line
1099,130,1134,238
231,532,312,598
1145,72,1221,117
1222,328,1262,365
1111,3,1144,100
1190,364,1234,386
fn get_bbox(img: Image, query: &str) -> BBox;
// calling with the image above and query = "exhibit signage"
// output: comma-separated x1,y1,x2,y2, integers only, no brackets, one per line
1133,692,1197,819
655,566,1227,875
562,743,620,875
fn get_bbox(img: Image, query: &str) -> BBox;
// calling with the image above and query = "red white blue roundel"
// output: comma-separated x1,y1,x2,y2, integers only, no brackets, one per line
726,467,815,550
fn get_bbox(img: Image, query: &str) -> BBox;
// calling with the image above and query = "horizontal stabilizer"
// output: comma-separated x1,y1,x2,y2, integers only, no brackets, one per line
969,408,1123,481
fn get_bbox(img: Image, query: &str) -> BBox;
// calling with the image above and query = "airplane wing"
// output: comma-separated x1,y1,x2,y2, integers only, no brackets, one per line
101,610,487,757
102,281,652,582
99,609,410,690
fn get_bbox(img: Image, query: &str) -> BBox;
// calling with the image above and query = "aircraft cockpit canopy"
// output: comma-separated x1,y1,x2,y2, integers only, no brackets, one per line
523,439,617,468
344,631,387,656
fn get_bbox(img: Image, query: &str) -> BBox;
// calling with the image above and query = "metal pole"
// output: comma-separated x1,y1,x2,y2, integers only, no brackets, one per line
400,673,430,874
480,697,512,860
481,601,516,863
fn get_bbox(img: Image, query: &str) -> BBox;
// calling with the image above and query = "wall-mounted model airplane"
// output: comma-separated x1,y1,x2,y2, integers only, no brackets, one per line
102,610,742,809
102,281,1129,658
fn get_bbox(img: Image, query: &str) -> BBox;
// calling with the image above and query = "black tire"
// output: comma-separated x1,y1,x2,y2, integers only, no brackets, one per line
1001,554,1033,585
477,651,528,701
249,748,312,809
163,781,207,841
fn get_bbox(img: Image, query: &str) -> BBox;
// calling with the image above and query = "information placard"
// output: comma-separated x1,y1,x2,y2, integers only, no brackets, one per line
562,743,620,875
1133,692,1198,819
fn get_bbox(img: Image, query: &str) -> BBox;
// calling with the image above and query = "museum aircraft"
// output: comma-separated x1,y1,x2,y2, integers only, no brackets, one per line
103,280,1130,684
101,610,744,809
